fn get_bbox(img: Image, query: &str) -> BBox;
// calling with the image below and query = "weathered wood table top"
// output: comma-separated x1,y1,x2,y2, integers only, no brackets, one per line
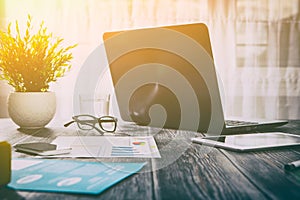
0,118,300,200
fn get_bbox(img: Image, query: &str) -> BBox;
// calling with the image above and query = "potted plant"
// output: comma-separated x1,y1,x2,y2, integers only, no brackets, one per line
0,15,77,129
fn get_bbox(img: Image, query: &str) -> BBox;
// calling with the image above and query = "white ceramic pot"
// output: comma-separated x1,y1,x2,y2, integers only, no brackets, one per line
8,92,56,129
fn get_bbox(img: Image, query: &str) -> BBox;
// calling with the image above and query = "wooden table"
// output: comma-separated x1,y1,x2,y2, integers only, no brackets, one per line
0,118,300,200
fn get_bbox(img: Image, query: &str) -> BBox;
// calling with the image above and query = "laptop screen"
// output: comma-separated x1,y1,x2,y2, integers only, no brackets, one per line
103,23,225,133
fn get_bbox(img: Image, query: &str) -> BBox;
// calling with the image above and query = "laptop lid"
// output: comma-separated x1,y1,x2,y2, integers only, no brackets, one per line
103,23,225,134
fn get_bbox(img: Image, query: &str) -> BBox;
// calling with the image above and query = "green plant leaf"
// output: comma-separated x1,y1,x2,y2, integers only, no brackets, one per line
0,15,77,92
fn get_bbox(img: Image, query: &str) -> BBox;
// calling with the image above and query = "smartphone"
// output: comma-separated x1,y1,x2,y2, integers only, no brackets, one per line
14,142,71,156
14,142,57,152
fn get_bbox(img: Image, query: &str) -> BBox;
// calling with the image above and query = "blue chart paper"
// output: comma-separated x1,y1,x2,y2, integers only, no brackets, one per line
8,158,146,195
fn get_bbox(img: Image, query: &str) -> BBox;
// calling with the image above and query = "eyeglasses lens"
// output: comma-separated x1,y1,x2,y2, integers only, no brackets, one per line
99,116,117,132
76,115,96,130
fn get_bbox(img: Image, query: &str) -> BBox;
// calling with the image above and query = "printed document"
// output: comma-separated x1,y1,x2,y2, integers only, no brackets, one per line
9,158,145,195
51,136,161,158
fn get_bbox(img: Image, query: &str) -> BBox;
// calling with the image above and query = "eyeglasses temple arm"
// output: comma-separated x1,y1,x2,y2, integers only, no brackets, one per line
64,121,75,127
93,126,105,135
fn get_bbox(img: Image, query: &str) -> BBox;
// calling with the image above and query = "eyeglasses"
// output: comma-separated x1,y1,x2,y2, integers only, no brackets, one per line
64,115,117,134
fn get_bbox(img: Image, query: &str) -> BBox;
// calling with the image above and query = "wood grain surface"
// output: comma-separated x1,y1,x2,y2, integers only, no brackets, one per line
0,119,300,200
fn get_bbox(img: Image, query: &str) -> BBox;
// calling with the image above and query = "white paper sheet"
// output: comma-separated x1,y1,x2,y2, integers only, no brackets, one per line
50,136,161,158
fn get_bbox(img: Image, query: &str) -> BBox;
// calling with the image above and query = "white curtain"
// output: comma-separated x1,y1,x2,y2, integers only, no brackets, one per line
0,0,299,120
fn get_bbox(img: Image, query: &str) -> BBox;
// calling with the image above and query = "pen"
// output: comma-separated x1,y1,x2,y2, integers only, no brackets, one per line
284,159,300,171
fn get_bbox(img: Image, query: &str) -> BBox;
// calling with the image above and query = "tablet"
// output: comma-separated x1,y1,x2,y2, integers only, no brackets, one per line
191,132,300,152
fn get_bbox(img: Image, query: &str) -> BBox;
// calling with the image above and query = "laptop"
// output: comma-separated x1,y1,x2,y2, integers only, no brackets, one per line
103,23,288,134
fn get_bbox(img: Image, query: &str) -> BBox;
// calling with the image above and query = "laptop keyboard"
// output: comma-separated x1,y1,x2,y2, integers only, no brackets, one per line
225,120,259,126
